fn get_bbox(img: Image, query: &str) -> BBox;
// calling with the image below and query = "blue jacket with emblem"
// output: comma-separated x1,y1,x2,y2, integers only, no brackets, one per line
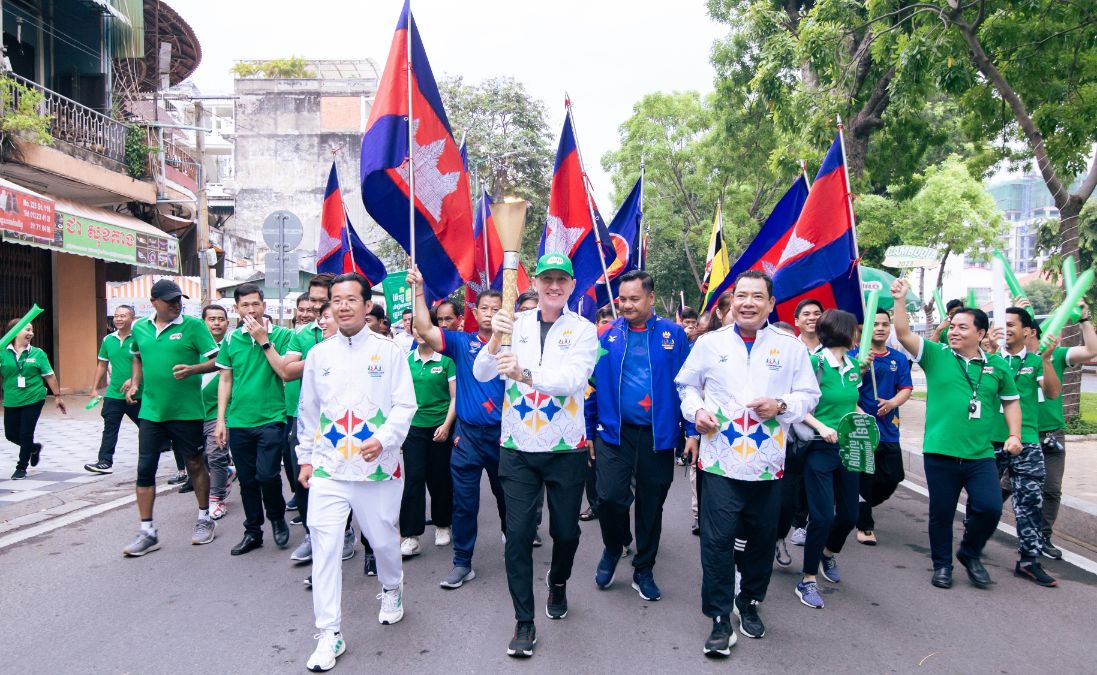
589,314,691,450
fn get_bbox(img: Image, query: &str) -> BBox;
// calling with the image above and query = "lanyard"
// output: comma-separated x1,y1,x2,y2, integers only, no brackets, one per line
7,347,31,375
1005,353,1028,383
953,352,984,401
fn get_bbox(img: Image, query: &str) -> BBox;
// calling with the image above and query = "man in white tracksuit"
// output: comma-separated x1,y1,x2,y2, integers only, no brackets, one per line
296,272,417,672
675,270,819,656
473,253,598,659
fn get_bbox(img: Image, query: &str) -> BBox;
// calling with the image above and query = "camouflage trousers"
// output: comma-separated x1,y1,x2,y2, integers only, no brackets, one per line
993,442,1045,559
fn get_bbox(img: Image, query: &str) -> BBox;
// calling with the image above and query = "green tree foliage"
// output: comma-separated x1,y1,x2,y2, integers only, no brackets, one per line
1037,200,1097,308
602,91,785,308
1022,279,1060,316
231,57,314,79
438,76,553,261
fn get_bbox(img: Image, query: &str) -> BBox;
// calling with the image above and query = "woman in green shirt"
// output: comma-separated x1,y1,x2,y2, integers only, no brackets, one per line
399,309,457,557
2,318,66,479
796,309,863,609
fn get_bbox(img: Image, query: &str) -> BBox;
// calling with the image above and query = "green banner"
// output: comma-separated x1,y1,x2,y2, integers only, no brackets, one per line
837,412,879,474
382,270,412,318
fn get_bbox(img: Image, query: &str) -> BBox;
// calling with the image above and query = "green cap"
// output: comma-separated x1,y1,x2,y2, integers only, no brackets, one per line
533,252,574,277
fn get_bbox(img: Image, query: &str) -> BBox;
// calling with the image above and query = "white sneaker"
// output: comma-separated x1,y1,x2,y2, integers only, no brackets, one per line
378,578,405,625
435,526,451,547
790,527,808,546
306,630,345,672
210,499,228,521
401,536,421,558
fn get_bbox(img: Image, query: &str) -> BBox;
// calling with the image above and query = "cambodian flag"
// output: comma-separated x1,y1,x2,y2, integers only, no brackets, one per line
463,190,530,331
771,135,861,323
591,176,643,309
360,0,475,304
538,107,616,309
316,162,388,286
705,173,810,313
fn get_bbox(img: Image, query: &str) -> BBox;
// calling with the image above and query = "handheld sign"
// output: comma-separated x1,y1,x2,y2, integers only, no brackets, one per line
883,245,939,270
837,412,879,474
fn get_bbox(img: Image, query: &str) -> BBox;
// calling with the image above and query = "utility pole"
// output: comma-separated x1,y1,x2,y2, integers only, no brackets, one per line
195,101,212,305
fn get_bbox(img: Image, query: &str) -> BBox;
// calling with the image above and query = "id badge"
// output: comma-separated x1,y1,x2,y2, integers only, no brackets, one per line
968,400,981,420
16,376,26,388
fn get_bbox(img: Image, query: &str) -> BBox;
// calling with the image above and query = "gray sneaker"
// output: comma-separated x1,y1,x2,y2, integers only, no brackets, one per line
192,518,216,545
790,527,808,546
439,565,476,589
291,533,313,563
123,531,161,557
342,526,356,560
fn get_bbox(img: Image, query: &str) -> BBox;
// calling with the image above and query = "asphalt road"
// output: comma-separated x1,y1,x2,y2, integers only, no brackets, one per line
0,471,1093,674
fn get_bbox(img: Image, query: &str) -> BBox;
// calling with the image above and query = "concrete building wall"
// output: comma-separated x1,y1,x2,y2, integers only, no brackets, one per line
52,252,100,393
230,71,381,282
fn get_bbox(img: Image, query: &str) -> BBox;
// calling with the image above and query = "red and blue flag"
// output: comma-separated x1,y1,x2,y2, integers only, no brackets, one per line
360,0,475,304
463,190,530,331
316,161,388,286
591,176,643,310
538,108,616,310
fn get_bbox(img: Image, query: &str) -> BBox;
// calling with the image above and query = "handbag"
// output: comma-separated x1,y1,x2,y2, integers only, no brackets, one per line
784,354,826,462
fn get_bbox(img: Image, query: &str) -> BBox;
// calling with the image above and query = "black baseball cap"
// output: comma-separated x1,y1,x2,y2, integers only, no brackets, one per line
151,279,188,301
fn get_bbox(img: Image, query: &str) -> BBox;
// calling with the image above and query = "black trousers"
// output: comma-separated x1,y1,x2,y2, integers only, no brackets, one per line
4,399,44,471
400,424,454,536
284,417,309,532
97,397,141,464
857,441,905,531
230,423,287,537
700,475,781,616
597,424,673,573
802,441,860,575
499,448,587,622
923,453,1002,570
777,446,805,539
584,449,599,513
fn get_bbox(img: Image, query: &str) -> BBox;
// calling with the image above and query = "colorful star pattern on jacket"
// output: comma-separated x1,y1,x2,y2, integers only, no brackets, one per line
698,407,785,481
312,405,399,481
501,384,585,452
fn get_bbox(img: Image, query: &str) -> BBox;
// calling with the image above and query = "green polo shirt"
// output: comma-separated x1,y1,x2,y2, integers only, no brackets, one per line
1037,346,1070,433
993,350,1042,444
284,322,326,419
812,350,862,430
130,315,219,422
215,324,294,428
201,336,228,421
98,331,140,400
917,339,1019,460
408,349,456,428
1,345,53,407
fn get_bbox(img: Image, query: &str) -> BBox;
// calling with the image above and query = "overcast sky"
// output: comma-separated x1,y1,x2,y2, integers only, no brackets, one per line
171,0,725,208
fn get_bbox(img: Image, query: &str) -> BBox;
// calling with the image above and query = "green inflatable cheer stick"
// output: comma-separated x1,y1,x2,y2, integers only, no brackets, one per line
966,288,978,309
933,288,946,322
0,304,43,350
1041,268,1095,351
85,395,104,410
994,249,1031,317
858,290,880,364
1063,256,1083,322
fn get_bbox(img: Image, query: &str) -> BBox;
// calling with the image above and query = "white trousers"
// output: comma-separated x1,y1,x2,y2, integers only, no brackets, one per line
309,476,403,632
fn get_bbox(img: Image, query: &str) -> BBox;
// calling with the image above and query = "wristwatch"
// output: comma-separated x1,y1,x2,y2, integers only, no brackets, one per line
261,342,273,351
521,368,533,385
775,399,788,415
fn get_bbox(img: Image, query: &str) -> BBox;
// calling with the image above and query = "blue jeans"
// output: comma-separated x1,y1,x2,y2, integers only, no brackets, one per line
923,453,1002,570
802,441,860,575
450,420,506,567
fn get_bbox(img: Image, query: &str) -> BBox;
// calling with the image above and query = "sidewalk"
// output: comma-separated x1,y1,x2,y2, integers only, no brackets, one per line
898,395,1097,553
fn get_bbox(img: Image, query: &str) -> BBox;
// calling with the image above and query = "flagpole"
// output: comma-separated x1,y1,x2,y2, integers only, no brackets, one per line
638,158,647,270
800,158,812,189
481,187,490,282
836,115,877,398
406,4,418,317
566,96,617,320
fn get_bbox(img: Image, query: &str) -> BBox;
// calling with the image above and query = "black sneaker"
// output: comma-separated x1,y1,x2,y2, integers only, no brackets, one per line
363,553,377,576
1015,560,1058,587
178,479,194,494
84,461,113,474
290,514,304,526
507,621,536,658
1042,542,1064,560
704,615,736,657
11,468,27,480
734,595,765,638
167,470,188,485
29,443,41,467
545,571,568,619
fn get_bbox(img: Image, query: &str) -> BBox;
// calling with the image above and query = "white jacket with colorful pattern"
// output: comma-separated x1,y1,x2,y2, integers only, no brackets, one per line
675,323,820,481
473,307,598,453
296,327,417,481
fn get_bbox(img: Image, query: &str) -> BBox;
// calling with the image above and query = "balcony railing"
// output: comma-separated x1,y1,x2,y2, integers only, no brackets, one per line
1,71,128,164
